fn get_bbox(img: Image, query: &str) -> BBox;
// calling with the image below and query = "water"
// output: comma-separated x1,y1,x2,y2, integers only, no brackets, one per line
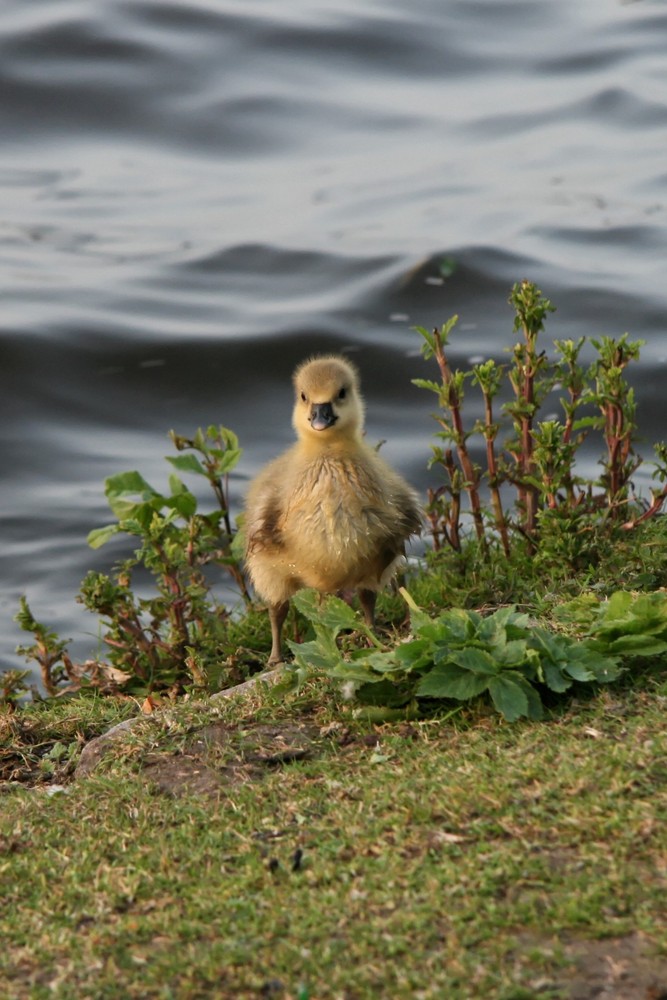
2,0,666,676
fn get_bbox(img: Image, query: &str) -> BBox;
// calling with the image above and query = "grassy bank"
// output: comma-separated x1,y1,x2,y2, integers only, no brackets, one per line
1,663,667,999
4,284,667,997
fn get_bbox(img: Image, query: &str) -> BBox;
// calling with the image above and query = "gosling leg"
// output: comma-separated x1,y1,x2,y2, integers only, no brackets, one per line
268,600,290,665
358,588,377,628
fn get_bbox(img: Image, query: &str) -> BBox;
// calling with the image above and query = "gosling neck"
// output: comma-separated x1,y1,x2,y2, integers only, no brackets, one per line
297,426,365,457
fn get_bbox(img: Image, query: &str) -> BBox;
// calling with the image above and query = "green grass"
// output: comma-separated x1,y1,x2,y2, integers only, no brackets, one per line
2,671,666,999
7,285,667,997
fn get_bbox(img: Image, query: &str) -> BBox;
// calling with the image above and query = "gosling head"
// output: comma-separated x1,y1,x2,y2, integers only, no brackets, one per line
292,355,365,444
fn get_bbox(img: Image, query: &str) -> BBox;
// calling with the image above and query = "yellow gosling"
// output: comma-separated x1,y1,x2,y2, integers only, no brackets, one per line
244,355,422,664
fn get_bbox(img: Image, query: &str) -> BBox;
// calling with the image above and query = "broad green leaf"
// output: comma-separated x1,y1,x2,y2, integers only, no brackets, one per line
116,517,144,536
355,679,413,707
530,628,567,663
603,591,635,619
449,647,499,676
608,635,667,657
478,614,507,644
561,657,595,682
166,454,206,476
222,428,240,450
87,524,120,549
166,491,198,518
601,613,665,638
625,594,667,629
416,663,490,700
479,605,528,636
494,639,529,667
319,603,374,640
554,644,620,683
325,663,384,682
206,425,240,450
291,589,322,622
216,448,243,474
293,592,363,637
504,616,532,638
589,656,622,683
168,473,186,495
553,594,600,629
412,619,454,643
594,590,667,637
514,646,542,681
105,470,158,496
106,497,145,520
540,660,572,693
287,638,341,671
393,638,434,671
106,477,168,519
134,502,164,531
435,607,480,643
312,623,343,657
487,674,530,722
358,651,403,675
518,677,544,721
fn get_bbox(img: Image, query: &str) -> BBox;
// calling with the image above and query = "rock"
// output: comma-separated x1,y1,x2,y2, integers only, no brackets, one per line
75,667,286,779
209,667,285,700
75,717,141,778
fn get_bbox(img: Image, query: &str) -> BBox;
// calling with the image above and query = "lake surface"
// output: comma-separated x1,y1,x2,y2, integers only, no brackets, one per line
2,0,666,678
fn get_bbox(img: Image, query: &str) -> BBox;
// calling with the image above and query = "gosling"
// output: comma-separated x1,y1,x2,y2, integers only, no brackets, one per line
244,354,422,664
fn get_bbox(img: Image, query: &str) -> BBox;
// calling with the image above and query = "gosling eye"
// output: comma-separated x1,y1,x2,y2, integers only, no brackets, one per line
337,387,347,401
300,391,307,403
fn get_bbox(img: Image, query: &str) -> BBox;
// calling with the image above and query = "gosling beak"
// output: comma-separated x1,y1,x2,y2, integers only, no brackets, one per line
309,402,338,431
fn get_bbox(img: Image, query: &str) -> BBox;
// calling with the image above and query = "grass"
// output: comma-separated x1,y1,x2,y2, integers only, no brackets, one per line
6,283,667,996
2,667,667,999
6,523,667,1000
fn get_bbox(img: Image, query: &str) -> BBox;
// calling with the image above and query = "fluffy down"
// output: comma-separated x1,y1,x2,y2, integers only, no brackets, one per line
244,355,421,664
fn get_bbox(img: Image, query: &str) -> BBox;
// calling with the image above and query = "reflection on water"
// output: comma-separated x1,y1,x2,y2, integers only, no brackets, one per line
1,0,667,673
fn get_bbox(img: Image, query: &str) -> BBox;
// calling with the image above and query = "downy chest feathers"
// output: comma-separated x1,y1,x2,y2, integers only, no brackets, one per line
281,452,399,561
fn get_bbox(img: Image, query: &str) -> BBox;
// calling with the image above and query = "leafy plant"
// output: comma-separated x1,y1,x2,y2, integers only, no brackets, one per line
15,597,73,697
0,667,31,707
560,588,667,659
14,427,250,696
415,281,667,565
9,284,667,711
287,589,622,722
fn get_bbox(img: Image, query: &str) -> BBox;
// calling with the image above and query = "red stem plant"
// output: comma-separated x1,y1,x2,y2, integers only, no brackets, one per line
414,281,667,563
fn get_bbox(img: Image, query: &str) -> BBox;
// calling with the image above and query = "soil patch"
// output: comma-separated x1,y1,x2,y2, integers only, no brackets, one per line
77,719,324,797
520,931,667,999
563,933,667,1000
